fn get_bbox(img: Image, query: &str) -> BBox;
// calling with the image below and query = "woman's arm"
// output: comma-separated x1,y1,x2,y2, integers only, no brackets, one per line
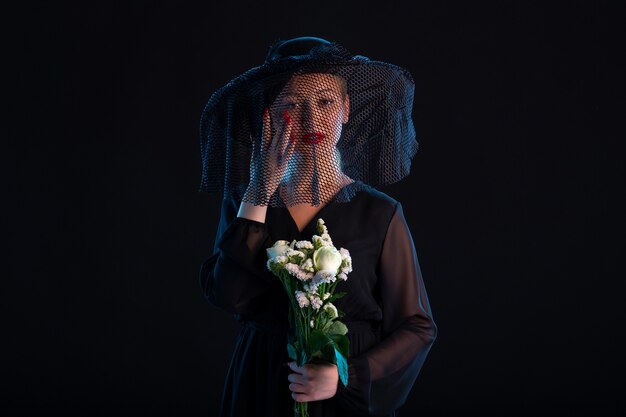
335,201,438,415
199,197,275,315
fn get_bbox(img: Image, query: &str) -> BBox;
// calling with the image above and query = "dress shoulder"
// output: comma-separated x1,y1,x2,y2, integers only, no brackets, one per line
350,183,400,221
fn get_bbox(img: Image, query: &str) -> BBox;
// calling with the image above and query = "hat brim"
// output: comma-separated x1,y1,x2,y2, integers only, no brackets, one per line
199,57,419,196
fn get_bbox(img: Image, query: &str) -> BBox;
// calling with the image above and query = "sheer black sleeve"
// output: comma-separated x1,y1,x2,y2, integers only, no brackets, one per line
199,198,275,315
335,202,438,415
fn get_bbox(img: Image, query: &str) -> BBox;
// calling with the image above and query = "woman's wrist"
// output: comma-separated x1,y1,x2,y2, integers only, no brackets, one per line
237,186,269,223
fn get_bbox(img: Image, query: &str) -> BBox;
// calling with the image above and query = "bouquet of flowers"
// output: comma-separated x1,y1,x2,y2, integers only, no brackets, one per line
266,218,352,417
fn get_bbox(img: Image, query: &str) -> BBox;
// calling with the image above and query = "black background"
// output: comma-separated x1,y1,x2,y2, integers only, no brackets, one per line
4,1,624,416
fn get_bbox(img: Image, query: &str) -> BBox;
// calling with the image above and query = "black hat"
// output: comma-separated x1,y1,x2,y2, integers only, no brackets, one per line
198,36,419,207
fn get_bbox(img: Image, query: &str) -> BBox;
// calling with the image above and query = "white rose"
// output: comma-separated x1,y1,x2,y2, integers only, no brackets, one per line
313,246,342,273
323,302,338,319
266,240,291,259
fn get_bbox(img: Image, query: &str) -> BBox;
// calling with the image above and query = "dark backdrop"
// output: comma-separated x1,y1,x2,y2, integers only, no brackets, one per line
4,1,624,416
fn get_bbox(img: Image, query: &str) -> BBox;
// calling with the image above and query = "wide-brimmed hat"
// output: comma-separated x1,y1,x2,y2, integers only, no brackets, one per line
198,36,419,207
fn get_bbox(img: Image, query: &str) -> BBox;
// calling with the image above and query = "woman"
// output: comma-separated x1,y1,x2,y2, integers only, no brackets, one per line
199,36,437,417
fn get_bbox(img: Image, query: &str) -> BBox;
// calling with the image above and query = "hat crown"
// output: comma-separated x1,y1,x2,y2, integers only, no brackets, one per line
264,36,354,63
199,37,418,206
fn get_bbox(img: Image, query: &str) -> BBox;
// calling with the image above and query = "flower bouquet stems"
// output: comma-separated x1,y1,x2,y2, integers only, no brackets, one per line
266,219,353,417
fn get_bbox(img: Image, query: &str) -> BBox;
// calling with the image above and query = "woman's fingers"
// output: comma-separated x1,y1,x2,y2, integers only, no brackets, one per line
262,107,272,151
267,109,292,170
287,372,305,385
269,109,291,155
278,119,294,166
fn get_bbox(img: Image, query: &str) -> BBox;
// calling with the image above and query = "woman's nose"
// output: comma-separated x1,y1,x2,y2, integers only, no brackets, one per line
299,103,319,132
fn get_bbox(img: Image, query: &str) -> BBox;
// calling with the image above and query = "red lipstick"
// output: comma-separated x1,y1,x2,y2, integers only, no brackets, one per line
302,132,325,145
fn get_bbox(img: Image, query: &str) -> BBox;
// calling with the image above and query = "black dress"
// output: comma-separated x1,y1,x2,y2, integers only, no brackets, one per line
199,181,437,417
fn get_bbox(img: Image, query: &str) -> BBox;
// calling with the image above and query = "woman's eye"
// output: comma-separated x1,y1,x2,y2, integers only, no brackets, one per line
320,98,334,106
285,102,298,109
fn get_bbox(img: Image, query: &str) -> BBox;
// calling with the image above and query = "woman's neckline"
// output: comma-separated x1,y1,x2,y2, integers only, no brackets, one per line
281,179,361,235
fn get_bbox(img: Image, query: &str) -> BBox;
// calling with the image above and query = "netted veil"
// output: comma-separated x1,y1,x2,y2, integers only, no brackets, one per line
198,36,419,207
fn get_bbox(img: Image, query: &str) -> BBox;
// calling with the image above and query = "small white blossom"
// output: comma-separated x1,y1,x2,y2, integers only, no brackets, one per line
267,240,291,258
301,258,314,272
295,240,314,250
317,218,328,235
312,235,332,247
310,319,315,328
323,292,330,300
313,270,336,286
284,263,300,276
295,291,310,308
286,249,305,258
337,272,348,281
303,282,319,293
309,294,323,310
284,263,312,281
267,255,288,271
312,271,334,286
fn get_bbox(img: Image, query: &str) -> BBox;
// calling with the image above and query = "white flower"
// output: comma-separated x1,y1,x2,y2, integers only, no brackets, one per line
313,270,336,286
337,272,348,281
300,258,314,272
303,281,319,293
267,240,291,259
284,263,300,276
266,255,289,271
295,290,310,308
286,249,305,258
285,263,313,281
295,240,314,250
313,246,342,273
339,248,350,259
316,218,328,235
309,294,323,311
323,292,330,300
312,235,332,247
323,302,338,319
286,249,306,265
310,319,315,328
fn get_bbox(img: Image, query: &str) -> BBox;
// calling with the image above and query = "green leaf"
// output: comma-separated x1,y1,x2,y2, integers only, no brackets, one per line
287,343,298,361
334,347,349,386
327,320,348,336
307,329,328,354
321,344,334,358
331,291,347,300
326,334,350,386
329,334,350,358
310,350,323,359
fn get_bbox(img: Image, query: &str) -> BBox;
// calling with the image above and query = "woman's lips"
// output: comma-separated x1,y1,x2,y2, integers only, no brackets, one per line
302,132,325,145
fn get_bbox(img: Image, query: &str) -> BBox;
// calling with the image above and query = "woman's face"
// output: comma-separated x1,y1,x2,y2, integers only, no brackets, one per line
270,73,350,152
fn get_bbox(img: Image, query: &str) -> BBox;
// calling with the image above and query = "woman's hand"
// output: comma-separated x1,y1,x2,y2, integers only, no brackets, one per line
287,360,339,402
247,107,295,202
